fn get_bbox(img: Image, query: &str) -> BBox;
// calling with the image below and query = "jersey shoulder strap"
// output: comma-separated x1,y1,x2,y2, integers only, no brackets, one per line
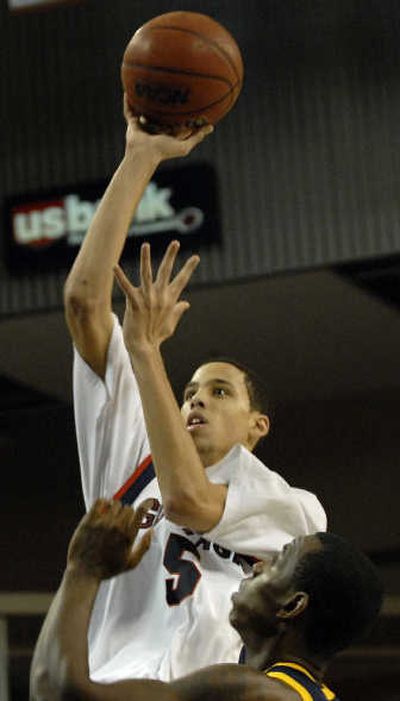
265,662,338,701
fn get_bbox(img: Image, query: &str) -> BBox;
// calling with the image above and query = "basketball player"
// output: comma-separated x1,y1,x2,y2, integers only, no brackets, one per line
63,95,327,683
30,498,383,701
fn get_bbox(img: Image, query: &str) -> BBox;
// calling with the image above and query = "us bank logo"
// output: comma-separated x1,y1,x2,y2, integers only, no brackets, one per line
5,163,219,273
13,183,204,247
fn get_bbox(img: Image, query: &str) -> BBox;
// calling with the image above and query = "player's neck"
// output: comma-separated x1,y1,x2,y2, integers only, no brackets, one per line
244,631,327,682
197,441,245,468
239,628,278,670
197,446,228,468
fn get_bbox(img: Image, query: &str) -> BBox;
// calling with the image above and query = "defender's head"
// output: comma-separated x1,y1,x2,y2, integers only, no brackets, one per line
230,533,383,659
181,360,270,467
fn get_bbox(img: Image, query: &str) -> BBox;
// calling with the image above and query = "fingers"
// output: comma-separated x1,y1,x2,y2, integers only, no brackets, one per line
88,498,153,540
115,242,200,318
123,92,129,121
172,300,191,327
175,124,214,154
115,245,173,299
140,243,153,296
155,240,180,288
113,264,136,300
87,499,129,526
127,500,152,538
72,499,153,577
105,501,153,571
85,498,112,522
123,92,136,124
87,498,122,522
149,240,200,299
127,529,153,569
170,253,200,298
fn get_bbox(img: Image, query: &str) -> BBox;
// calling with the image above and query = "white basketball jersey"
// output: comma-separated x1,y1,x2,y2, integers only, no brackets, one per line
73,315,327,682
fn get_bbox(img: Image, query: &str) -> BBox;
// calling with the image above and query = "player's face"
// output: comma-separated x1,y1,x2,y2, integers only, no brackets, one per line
181,362,267,467
229,536,322,640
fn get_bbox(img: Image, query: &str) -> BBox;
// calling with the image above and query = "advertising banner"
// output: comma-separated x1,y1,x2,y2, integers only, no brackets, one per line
4,163,220,274
8,0,83,11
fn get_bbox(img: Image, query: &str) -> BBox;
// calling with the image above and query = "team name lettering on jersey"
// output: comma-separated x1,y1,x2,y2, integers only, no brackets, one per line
182,527,257,571
139,501,256,572
137,498,256,606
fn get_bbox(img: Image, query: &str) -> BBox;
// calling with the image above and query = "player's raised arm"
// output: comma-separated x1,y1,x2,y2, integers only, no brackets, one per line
30,500,272,701
29,498,278,701
63,96,212,378
29,499,174,701
113,244,231,533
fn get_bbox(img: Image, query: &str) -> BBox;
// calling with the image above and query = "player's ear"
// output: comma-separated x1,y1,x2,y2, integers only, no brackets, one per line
248,413,270,449
255,413,270,437
277,592,309,621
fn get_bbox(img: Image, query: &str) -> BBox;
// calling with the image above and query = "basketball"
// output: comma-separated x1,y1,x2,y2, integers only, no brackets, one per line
121,11,244,134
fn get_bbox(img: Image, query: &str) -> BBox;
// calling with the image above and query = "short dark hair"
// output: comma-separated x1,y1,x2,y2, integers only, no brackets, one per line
198,357,272,416
293,532,383,657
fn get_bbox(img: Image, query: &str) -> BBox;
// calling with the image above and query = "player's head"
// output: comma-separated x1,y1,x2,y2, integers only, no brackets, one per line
230,533,383,660
181,359,270,466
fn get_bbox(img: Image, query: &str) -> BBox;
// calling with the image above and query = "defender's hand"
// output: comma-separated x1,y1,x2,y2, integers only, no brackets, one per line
123,93,214,163
67,499,153,580
114,240,199,355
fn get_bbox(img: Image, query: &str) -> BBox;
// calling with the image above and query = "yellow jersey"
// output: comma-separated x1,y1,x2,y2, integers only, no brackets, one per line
265,661,339,701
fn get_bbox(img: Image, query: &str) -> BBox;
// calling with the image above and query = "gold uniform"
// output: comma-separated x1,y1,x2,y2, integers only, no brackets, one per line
265,662,339,701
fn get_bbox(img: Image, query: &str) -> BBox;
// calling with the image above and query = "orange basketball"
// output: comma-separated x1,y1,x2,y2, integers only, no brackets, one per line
121,11,244,134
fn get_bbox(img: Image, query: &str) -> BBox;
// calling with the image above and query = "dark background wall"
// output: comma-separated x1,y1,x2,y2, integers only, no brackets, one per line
1,1,400,699
2,0,400,314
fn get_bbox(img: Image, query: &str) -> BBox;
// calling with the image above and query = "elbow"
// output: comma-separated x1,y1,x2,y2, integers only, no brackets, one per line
30,667,57,701
163,493,199,526
64,282,91,313
30,667,44,700
164,482,226,532
63,285,100,324
164,490,211,529
30,665,88,701
163,498,187,525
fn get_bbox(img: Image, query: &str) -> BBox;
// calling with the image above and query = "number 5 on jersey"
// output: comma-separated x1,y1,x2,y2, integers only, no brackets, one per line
163,533,202,606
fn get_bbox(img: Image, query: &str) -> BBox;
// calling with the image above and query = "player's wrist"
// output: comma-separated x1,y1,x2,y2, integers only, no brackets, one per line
64,562,102,587
123,139,162,170
129,340,162,364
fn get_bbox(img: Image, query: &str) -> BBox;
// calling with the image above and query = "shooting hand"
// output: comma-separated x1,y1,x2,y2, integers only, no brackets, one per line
123,93,214,163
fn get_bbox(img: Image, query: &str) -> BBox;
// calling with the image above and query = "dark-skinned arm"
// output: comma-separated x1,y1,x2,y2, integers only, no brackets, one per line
30,499,176,701
30,500,291,701
172,663,296,701
31,583,282,701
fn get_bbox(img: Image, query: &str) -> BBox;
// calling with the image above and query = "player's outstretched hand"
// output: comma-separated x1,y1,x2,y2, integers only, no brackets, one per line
123,93,214,162
67,499,153,581
114,240,199,356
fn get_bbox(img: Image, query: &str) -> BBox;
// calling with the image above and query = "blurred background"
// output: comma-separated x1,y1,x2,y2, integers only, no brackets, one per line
1,0,400,698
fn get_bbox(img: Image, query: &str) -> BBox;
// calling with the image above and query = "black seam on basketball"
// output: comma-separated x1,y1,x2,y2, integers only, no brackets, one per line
131,80,240,118
122,61,233,88
144,24,241,83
